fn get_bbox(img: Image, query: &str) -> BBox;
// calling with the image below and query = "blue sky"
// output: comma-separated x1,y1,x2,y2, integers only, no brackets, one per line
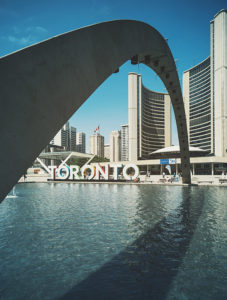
0,0,226,149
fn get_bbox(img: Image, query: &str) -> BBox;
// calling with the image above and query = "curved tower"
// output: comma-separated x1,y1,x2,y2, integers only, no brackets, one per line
183,9,227,157
128,72,171,160
183,58,212,153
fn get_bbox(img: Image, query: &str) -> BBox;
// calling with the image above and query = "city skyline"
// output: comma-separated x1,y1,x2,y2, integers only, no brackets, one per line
0,0,226,148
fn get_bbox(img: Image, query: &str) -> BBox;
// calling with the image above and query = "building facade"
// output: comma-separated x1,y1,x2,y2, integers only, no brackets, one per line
104,144,110,159
121,124,129,161
183,58,213,153
90,133,104,157
110,130,121,162
70,126,77,151
76,132,86,153
50,122,79,151
183,9,227,157
128,72,171,161
50,122,70,150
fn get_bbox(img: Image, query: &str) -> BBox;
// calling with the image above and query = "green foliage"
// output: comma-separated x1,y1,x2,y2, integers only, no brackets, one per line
69,157,88,167
69,155,109,167
90,156,110,163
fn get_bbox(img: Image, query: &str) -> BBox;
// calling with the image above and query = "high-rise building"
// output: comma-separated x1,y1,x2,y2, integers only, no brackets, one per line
110,130,121,162
104,144,110,159
121,124,129,161
51,122,77,151
70,126,77,151
183,9,227,157
76,132,86,153
90,133,104,157
51,122,70,150
128,72,171,161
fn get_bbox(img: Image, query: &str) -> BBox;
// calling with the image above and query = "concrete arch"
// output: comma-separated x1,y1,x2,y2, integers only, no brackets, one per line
0,20,191,202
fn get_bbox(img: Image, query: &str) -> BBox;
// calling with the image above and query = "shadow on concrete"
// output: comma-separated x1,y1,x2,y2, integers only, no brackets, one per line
58,188,204,299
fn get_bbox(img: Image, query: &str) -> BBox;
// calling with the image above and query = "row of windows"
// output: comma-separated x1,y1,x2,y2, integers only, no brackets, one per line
190,127,211,138
189,57,210,77
191,140,211,149
142,117,165,126
189,80,210,97
142,106,165,118
190,102,210,114
190,99,210,112
191,138,211,145
142,99,165,111
189,88,210,103
143,111,164,123
191,134,211,143
189,79,210,95
143,98,164,108
141,142,165,150
142,134,165,142
191,141,211,149
190,109,210,120
142,87,165,101
189,71,210,90
141,126,164,135
189,67,210,86
190,114,211,127
190,123,211,135
142,123,164,131
142,103,164,115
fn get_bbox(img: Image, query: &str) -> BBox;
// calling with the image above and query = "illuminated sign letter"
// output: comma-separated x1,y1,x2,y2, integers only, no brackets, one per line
123,164,139,180
81,165,95,180
69,165,81,180
57,166,70,180
110,164,122,180
48,166,57,180
95,164,109,180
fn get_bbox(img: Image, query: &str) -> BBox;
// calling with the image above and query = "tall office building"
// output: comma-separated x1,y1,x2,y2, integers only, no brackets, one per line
76,132,86,153
128,72,171,161
110,131,121,162
51,122,77,151
104,144,110,159
70,126,77,151
90,133,104,157
121,124,129,161
51,122,70,150
183,9,227,157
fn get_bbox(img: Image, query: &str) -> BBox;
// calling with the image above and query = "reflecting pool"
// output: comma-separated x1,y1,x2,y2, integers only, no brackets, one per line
0,183,226,299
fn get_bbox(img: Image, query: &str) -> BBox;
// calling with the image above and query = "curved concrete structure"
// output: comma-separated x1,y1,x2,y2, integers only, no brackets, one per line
0,20,191,202
128,72,171,160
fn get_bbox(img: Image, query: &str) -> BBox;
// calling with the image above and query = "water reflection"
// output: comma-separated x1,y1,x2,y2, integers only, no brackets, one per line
59,186,206,299
0,184,226,300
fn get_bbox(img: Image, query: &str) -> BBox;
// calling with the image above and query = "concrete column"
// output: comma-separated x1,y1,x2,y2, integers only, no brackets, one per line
211,162,214,176
50,146,54,166
192,163,195,175
128,73,138,161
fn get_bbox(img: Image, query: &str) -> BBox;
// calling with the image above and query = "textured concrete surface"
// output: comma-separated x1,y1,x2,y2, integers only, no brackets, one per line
0,20,191,202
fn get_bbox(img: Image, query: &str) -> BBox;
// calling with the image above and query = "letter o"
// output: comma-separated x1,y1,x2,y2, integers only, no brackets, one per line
81,165,95,180
123,164,139,180
58,166,70,180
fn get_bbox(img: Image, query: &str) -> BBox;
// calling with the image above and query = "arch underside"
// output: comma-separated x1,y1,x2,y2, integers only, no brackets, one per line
0,20,191,202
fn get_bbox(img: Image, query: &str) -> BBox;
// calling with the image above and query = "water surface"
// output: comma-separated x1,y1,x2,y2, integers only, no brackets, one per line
0,183,226,299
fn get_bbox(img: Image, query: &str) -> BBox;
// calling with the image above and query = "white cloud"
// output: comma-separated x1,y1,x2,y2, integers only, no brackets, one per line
6,26,48,46
8,35,33,45
26,26,48,34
